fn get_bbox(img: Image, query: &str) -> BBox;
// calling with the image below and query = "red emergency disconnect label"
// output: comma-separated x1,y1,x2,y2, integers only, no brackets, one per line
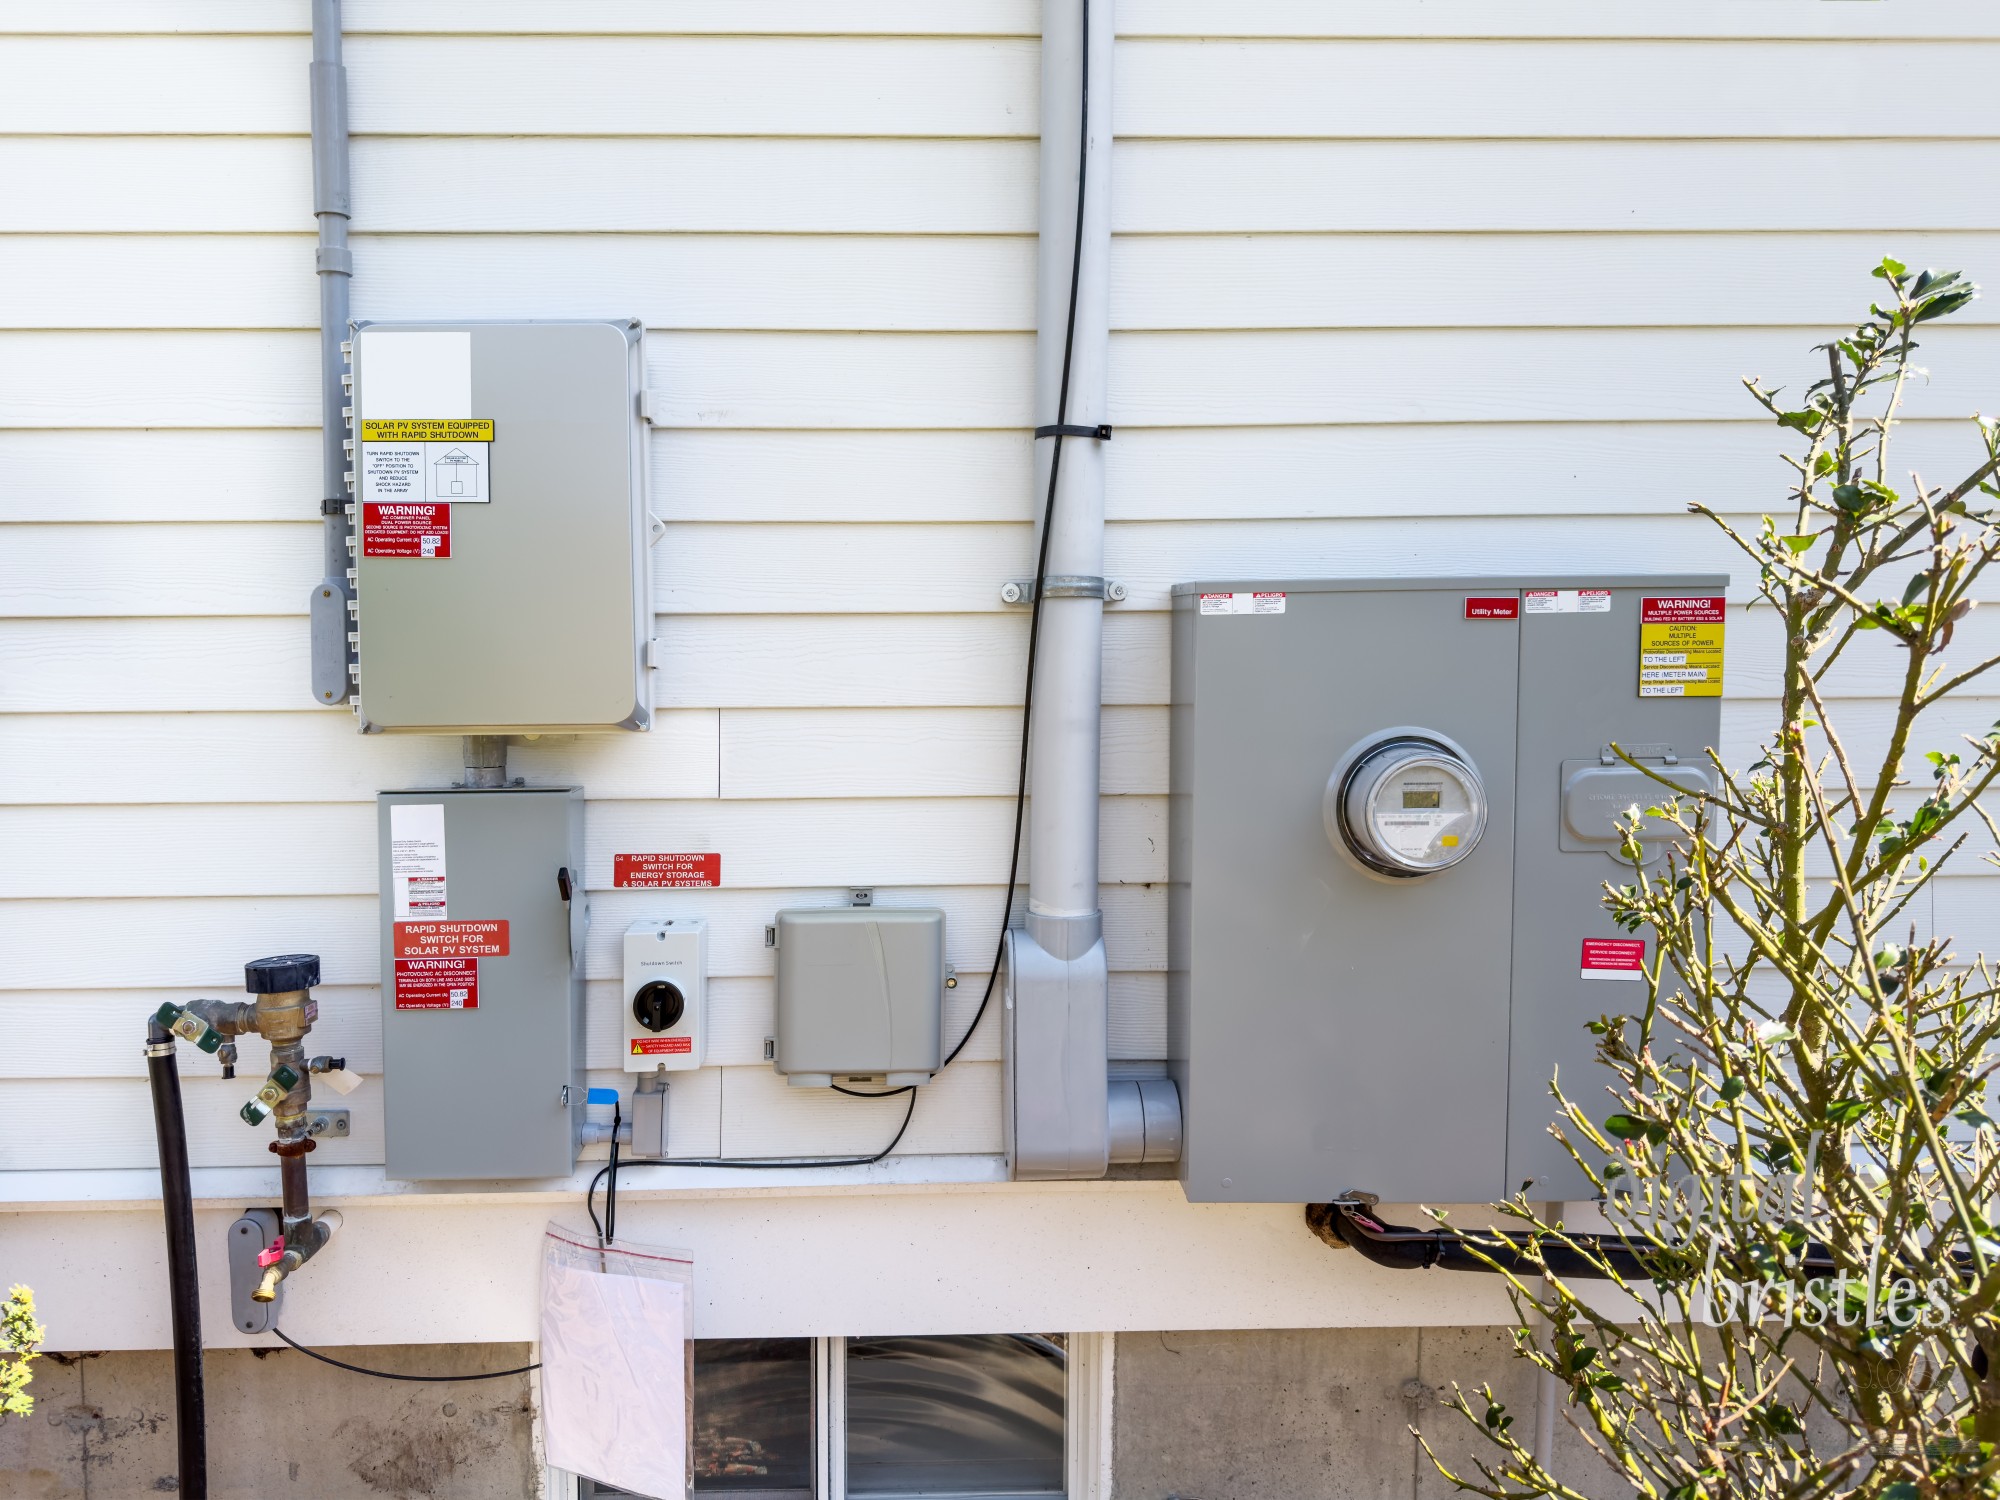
631,1035,693,1056
394,957,479,1010
1463,596,1521,620
393,920,509,959
1640,596,1725,623
614,853,721,889
362,502,451,558
1580,938,1646,982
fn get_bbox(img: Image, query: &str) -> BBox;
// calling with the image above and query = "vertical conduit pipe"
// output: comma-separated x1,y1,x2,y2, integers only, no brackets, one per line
307,0,355,706
146,1020,208,1498
1005,0,1117,1179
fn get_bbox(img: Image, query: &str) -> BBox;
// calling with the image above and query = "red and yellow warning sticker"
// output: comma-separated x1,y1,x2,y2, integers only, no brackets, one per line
1639,596,1725,698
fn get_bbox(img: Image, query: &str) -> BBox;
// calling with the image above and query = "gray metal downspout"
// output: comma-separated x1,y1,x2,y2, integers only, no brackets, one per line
1007,0,1180,1179
308,0,354,706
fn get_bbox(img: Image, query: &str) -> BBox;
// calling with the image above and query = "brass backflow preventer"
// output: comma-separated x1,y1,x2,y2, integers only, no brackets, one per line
155,953,358,1301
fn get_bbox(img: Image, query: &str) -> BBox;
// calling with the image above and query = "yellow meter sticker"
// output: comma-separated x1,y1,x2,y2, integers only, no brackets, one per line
360,419,494,442
1638,596,1725,697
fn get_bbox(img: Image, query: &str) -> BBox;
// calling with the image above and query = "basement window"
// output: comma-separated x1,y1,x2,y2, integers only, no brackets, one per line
577,1333,1068,1500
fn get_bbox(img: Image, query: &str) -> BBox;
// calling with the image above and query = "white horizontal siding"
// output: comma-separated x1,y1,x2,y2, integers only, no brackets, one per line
3,4,1998,1200
10,1,2000,40
13,327,2000,429
8,421,1992,525
20,232,2000,333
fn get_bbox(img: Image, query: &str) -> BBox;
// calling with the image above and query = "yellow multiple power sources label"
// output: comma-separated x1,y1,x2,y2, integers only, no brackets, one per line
1638,595,1725,697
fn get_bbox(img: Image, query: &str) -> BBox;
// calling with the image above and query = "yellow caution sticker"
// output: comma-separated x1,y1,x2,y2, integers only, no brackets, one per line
1638,596,1725,697
360,419,494,442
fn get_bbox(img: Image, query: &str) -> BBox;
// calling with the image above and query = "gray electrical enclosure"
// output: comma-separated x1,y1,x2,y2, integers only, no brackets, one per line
350,320,652,735
378,788,586,1179
1169,578,1725,1204
772,908,945,1088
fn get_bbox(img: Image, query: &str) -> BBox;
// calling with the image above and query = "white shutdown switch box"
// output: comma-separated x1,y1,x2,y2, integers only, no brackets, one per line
622,919,706,1072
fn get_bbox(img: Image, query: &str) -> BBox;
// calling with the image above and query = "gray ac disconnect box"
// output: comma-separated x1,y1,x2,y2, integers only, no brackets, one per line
772,908,945,1088
351,320,652,735
1169,578,1725,1205
378,788,586,1179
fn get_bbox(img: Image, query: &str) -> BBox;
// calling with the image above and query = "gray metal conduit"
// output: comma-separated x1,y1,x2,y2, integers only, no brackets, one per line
1007,0,1183,1180
308,0,355,706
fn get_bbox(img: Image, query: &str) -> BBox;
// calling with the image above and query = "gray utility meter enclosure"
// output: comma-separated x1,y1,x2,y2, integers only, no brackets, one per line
350,319,652,735
1170,577,1725,1205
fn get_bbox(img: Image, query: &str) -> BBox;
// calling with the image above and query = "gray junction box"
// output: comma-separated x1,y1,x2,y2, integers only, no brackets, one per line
350,320,652,735
378,788,586,1180
1169,578,1725,1204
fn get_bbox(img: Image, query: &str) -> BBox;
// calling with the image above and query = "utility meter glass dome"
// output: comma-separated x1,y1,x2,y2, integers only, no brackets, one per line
1336,737,1487,876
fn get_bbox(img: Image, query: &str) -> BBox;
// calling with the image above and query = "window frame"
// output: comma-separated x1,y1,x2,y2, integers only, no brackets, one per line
555,1331,1112,1500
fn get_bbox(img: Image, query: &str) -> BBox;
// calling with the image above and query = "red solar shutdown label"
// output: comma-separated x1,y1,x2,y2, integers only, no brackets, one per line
1580,939,1646,982
1463,596,1520,620
614,853,721,888
631,1035,694,1057
394,957,479,1010
393,920,509,959
362,502,451,558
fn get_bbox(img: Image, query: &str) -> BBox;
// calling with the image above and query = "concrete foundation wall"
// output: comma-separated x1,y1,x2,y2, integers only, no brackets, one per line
1112,1326,1594,1500
1,1327,1607,1500
0,1344,537,1500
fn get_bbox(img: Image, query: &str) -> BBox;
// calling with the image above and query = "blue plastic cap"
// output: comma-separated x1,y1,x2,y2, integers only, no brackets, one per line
586,1087,619,1106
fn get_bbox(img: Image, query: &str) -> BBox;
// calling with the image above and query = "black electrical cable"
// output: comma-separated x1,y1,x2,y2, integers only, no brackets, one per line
585,1,1093,1242
589,1087,919,1244
270,1327,540,1382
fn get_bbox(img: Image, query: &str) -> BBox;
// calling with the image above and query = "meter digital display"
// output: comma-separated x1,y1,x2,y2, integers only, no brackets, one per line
1327,734,1488,877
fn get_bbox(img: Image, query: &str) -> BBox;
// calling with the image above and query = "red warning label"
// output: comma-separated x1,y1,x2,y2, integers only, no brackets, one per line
614,853,721,889
1580,938,1646,982
393,920,509,959
1463,596,1520,620
394,957,479,1010
1640,596,1725,623
630,1035,694,1056
362,502,451,558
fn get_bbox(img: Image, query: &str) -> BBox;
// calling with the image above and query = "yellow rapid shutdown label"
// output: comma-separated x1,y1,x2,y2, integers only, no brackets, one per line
360,419,495,442
1638,596,1725,697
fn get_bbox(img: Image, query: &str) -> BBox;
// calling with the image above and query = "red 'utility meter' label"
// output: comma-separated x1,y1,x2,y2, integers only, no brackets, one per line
631,1036,693,1056
1580,939,1646,982
1463,596,1520,620
363,502,451,558
393,920,509,959
614,853,721,889
394,957,479,1010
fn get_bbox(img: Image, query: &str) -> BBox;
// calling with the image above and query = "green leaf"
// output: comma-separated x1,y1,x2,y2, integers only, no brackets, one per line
1824,1097,1866,1127
1603,1113,1648,1141
1720,1075,1746,1102
1777,411,1819,433
1882,1484,1920,1500
1874,257,1908,280
1566,1345,1600,1375
1956,1106,1998,1131
1830,484,1867,512
1781,535,1815,554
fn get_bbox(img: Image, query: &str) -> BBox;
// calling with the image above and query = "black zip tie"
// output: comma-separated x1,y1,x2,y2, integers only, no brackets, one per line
1034,423,1112,441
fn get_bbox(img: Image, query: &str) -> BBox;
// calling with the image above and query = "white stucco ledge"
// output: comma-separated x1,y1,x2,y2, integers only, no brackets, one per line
0,1153,1026,1213
0,1164,1552,1348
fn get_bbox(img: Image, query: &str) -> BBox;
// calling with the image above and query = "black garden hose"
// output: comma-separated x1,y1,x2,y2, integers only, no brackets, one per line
147,1017,208,1499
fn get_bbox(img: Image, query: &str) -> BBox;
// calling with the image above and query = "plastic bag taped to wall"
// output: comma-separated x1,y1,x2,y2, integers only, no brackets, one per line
541,1222,693,1499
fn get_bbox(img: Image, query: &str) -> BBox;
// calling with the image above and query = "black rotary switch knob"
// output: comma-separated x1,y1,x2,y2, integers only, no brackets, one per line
632,980,685,1034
